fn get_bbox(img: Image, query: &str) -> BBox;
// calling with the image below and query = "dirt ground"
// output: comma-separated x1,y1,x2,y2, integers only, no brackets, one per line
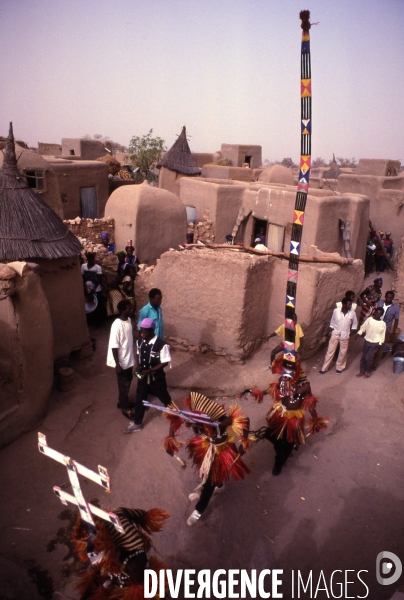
0,273,403,600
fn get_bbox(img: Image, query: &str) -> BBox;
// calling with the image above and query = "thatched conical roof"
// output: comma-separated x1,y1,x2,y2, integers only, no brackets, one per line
0,123,82,261
157,126,201,175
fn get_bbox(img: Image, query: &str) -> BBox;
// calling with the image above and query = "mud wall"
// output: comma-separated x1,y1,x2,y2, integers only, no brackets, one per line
220,144,262,169
266,257,364,359
201,165,254,182
105,181,187,264
393,237,404,306
0,145,65,219
338,172,404,252
149,248,275,360
158,167,201,198
35,257,90,360
0,265,54,448
242,186,369,262
64,217,115,243
137,249,364,362
49,160,109,220
180,178,244,244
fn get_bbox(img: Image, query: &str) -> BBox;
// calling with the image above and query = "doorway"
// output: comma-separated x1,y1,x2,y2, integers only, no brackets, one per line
252,218,268,246
80,187,97,219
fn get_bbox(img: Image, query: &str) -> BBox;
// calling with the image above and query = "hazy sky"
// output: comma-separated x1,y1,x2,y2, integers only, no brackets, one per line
1,0,403,164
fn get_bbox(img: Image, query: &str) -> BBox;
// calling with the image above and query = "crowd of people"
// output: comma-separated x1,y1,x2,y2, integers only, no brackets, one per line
316,279,400,378
72,228,400,599
365,229,393,276
80,235,140,324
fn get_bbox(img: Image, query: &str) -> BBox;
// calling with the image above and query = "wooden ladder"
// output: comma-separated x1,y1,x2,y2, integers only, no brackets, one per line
231,208,252,242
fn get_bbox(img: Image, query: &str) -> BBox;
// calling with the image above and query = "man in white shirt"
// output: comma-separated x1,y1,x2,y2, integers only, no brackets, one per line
124,317,172,433
107,300,135,418
355,307,386,378
319,298,358,374
336,290,357,311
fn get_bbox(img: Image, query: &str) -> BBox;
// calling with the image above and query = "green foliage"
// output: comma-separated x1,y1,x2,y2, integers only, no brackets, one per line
127,129,166,182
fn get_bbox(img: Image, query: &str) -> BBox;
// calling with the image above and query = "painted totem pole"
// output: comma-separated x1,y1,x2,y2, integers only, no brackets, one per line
282,10,312,378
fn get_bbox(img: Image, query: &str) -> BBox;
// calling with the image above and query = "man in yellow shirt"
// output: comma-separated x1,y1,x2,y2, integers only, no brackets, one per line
355,307,386,378
265,313,304,368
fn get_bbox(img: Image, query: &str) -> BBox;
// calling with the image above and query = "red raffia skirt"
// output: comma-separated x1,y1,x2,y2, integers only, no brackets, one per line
266,383,321,445
187,436,250,487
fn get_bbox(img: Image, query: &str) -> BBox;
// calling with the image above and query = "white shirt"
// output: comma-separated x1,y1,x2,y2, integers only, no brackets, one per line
329,307,358,340
358,317,386,345
136,335,171,364
81,263,102,292
255,243,268,251
107,317,135,369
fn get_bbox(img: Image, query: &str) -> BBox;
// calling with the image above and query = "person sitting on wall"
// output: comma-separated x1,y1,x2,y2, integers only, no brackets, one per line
264,313,304,369
225,234,234,245
100,231,116,253
254,237,268,251
137,288,164,339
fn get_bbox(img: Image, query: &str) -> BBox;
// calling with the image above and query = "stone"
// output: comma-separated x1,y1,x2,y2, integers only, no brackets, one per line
77,343,93,360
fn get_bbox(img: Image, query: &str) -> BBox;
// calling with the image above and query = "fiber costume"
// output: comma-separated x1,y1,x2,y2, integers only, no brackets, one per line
164,392,254,522
72,507,169,600
251,355,328,475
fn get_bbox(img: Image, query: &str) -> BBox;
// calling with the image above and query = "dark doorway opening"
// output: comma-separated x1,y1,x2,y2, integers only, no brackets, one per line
252,218,267,246
244,155,252,166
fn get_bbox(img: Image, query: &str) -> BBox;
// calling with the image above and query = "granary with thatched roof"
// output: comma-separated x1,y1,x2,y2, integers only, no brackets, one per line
157,126,201,197
0,123,91,362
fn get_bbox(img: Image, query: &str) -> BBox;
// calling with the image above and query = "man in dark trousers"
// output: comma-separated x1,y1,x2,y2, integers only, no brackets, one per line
106,299,135,420
124,318,172,433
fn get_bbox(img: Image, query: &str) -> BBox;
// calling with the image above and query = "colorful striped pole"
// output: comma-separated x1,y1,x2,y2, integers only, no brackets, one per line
282,10,312,378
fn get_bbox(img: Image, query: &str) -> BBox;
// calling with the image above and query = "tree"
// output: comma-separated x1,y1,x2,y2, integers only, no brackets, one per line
127,129,166,182
335,156,357,168
313,157,327,167
280,157,298,168
81,134,126,155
